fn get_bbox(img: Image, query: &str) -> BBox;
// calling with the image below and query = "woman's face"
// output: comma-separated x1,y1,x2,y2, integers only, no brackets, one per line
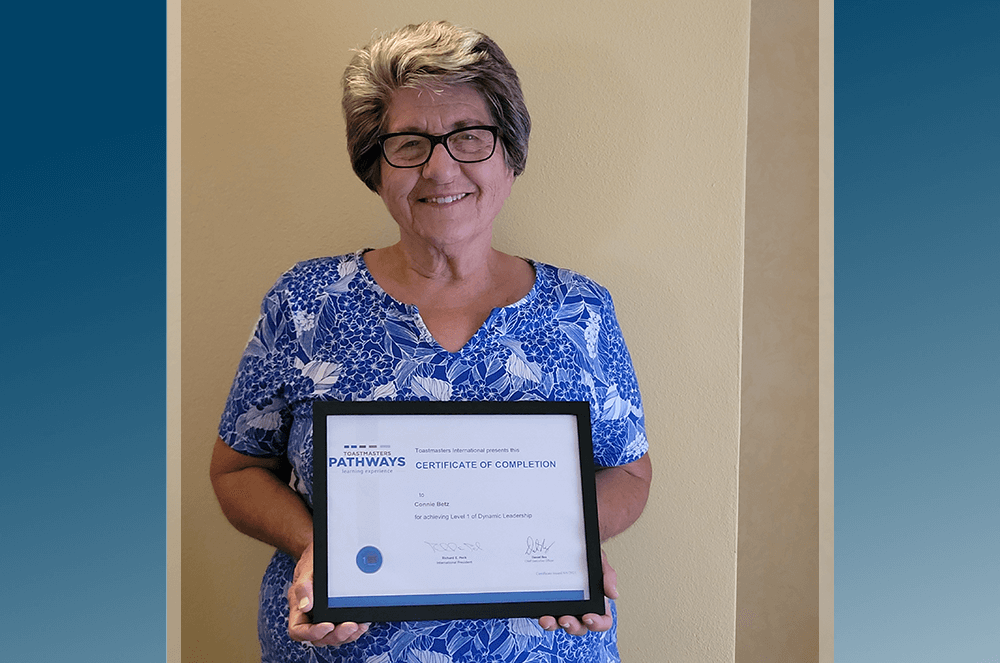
378,85,515,251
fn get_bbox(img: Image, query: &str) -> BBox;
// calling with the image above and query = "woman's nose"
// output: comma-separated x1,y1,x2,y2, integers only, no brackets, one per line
420,142,460,180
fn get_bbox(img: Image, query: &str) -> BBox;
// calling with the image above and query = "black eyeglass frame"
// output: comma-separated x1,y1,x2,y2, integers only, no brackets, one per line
376,125,500,168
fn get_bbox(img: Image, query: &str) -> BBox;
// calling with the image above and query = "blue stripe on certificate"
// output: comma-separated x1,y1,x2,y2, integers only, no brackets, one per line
329,590,586,608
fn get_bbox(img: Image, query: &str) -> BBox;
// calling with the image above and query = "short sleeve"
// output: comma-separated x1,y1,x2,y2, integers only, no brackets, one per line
588,287,648,468
218,278,299,458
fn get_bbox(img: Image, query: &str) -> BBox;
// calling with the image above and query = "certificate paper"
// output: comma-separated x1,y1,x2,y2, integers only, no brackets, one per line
312,401,604,623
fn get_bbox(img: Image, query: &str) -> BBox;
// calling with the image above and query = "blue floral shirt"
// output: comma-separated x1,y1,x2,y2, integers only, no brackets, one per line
220,251,647,662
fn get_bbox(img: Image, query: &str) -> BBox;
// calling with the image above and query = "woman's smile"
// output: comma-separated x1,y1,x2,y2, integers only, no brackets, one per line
418,192,471,205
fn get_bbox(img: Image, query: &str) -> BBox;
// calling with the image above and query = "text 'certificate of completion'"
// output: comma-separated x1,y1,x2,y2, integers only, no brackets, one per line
312,401,604,623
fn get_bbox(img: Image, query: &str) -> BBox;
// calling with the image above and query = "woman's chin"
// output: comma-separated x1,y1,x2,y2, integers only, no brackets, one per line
404,217,492,247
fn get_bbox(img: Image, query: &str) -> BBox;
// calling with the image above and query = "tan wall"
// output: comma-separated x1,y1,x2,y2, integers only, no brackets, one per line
181,2,751,661
737,0,820,661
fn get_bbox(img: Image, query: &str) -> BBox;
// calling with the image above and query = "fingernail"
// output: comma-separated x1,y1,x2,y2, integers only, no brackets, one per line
298,596,310,609
559,621,570,629
583,617,594,625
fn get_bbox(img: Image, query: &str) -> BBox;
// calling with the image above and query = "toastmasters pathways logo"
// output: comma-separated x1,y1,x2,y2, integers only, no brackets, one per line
329,442,406,474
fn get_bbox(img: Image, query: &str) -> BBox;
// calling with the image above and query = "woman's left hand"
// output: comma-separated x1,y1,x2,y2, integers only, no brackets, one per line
537,550,618,636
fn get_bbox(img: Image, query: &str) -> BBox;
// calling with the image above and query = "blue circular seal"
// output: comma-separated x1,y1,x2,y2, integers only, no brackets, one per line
356,546,383,574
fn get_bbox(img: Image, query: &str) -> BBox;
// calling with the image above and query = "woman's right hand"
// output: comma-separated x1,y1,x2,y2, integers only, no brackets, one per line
209,439,367,645
288,542,371,647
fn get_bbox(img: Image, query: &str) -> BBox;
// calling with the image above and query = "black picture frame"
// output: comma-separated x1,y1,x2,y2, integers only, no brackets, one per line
312,400,605,624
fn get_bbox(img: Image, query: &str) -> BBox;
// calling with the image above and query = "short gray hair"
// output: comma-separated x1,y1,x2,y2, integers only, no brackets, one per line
342,21,531,192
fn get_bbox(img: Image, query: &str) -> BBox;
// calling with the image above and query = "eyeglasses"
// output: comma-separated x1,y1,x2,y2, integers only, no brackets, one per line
377,126,499,168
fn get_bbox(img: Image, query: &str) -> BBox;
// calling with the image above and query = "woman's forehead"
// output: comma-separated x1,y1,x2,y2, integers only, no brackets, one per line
385,85,492,132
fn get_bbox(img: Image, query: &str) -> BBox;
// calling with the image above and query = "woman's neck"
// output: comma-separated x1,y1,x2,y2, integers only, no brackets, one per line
374,237,500,293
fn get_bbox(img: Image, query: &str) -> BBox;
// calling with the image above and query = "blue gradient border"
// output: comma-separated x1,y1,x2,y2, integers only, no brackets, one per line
0,2,166,662
837,3,1000,662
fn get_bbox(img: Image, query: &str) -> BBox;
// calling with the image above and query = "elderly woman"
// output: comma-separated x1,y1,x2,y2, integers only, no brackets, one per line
211,21,652,663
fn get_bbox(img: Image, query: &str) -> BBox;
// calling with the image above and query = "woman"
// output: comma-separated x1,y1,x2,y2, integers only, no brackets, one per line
211,21,652,663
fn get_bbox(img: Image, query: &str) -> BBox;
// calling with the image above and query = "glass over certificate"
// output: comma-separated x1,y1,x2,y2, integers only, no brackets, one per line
312,401,604,623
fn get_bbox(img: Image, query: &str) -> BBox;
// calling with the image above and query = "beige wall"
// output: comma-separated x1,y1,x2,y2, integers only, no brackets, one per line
182,1,752,661
737,0,820,661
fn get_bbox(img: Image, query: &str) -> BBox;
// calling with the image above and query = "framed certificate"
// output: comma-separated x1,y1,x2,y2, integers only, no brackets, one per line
312,400,604,624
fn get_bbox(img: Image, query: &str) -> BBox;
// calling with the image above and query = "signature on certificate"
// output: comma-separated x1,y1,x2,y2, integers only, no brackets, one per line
524,536,555,555
424,541,484,553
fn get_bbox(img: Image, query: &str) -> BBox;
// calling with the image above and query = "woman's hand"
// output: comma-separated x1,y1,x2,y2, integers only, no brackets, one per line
537,550,618,636
288,542,371,647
